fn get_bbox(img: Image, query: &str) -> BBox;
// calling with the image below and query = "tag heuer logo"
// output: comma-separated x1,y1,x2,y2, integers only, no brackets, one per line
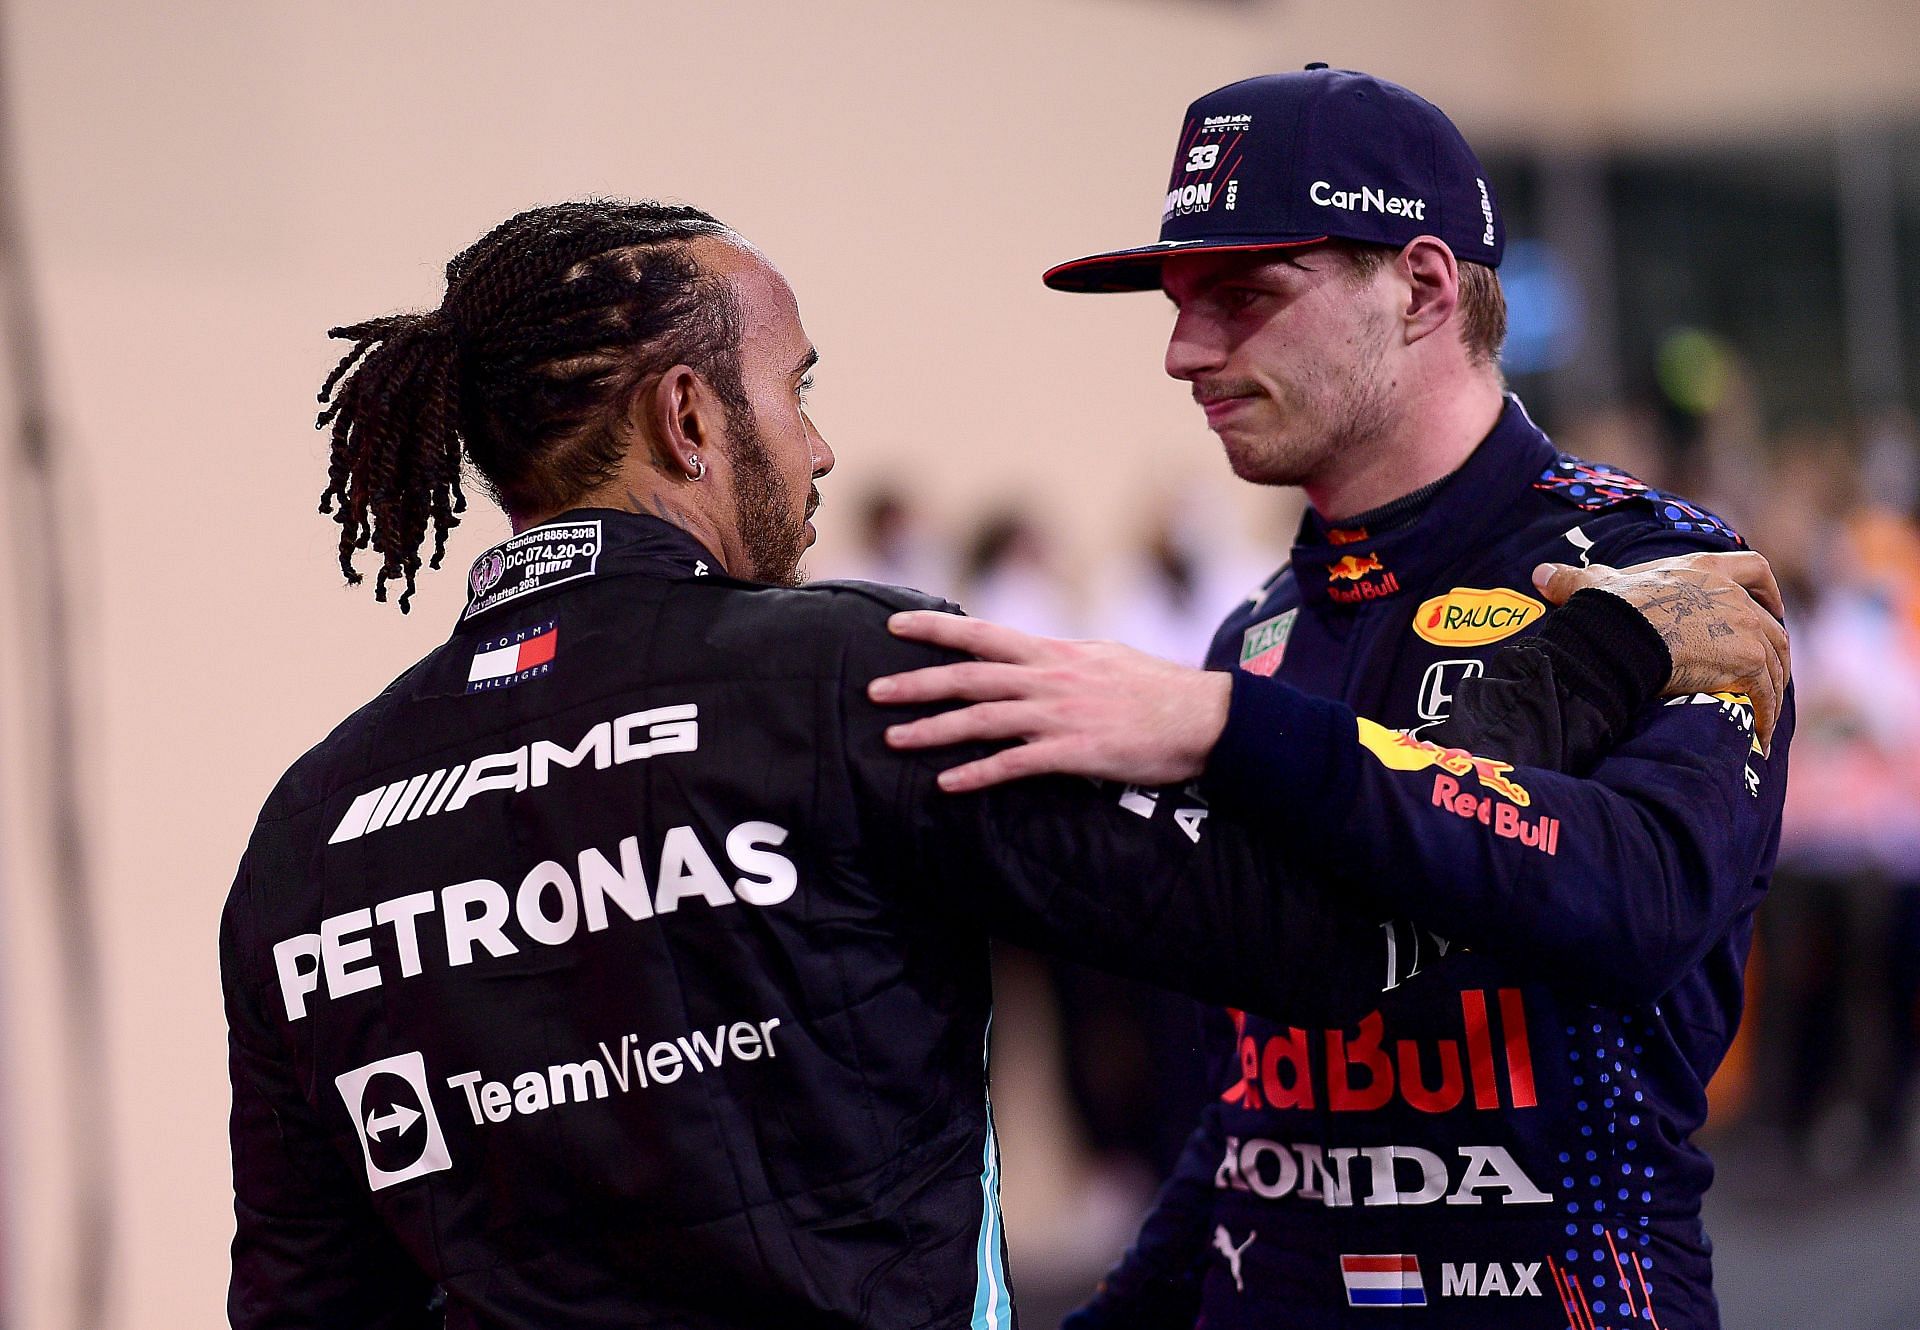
1239,609,1297,677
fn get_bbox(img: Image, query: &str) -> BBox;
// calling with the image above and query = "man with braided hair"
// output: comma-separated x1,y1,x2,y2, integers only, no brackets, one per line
222,198,1785,1329
314,201,809,611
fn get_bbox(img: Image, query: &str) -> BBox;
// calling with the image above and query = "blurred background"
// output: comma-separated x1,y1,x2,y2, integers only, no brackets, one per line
1,1,1917,1326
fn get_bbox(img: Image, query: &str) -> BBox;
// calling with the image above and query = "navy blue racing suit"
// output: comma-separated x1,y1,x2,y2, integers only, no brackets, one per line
1070,398,1791,1330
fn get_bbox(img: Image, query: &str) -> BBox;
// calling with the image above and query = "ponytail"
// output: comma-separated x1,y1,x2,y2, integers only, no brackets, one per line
316,310,467,613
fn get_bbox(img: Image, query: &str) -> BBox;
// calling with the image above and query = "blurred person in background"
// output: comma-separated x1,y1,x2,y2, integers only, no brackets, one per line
880,66,1793,1330
220,197,1779,1329
823,482,955,600
1096,503,1208,665
1648,330,1772,539
1096,494,1275,668
1755,430,1920,1172
961,508,1080,638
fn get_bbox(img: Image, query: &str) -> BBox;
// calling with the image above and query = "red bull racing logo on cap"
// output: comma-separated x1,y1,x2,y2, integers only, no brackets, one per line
1165,112,1251,220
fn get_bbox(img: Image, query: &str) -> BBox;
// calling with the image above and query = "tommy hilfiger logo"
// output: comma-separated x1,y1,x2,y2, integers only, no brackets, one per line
467,621,557,693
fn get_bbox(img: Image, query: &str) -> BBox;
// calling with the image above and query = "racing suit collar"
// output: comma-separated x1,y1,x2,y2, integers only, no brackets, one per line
562,508,728,579
458,509,733,625
1289,395,1557,609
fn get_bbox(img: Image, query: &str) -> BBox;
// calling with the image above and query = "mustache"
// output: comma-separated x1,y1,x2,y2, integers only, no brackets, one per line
805,486,820,519
1192,381,1264,406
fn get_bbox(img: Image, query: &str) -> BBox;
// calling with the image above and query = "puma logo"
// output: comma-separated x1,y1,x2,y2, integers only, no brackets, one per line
1213,1224,1257,1292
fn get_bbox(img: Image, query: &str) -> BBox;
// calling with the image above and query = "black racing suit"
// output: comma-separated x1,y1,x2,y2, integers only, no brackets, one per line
223,508,1666,1329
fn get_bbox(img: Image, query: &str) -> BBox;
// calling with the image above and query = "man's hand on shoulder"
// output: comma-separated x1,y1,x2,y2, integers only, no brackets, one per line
1532,550,1790,752
866,615,1230,793
873,549,1792,791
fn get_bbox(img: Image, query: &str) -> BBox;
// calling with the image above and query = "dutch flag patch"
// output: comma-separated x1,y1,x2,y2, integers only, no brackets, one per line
1341,1254,1427,1307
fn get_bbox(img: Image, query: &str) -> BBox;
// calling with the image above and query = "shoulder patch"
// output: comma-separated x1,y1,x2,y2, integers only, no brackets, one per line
1533,455,1743,546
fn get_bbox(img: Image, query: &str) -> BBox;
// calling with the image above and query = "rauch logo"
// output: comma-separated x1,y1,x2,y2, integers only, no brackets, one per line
1412,587,1543,647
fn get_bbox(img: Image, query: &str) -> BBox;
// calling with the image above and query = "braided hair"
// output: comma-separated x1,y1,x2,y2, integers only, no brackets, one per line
316,199,744,611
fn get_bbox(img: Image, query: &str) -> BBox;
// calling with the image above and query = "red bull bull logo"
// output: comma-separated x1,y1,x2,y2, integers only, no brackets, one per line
1324,553,1400,603
1328,553,1385,582
1355,718,1532,806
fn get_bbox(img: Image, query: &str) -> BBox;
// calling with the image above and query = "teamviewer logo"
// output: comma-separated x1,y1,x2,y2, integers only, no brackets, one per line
335,1051,452,1192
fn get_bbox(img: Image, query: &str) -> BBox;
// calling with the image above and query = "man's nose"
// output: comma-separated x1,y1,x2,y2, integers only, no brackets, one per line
1164,309,1227,383
806,415,835,477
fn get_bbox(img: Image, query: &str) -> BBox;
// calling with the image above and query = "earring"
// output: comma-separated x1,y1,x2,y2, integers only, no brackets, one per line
687,454,706,481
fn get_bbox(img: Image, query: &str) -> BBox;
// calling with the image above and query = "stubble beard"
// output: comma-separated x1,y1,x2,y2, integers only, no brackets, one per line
1222,316,1397,491
723,409,810,587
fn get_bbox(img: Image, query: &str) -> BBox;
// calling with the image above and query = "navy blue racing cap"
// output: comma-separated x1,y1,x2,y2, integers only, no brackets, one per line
1044,65,1505,293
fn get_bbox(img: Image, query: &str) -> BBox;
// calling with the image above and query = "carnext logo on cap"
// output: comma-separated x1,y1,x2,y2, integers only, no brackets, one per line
1310,180,1427,220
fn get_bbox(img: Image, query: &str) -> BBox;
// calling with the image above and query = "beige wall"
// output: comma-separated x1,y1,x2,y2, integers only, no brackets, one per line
1,2,1914,1326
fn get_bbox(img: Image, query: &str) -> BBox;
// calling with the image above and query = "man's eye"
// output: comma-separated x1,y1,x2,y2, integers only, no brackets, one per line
1221,289,1261,312
797,375,814,404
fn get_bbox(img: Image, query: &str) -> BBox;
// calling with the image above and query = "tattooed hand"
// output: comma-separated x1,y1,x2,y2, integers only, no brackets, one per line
1532,551,1791,753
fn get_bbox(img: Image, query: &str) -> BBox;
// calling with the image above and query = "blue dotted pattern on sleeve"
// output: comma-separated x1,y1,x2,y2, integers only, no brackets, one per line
1534,456,1745,547
1557,1006,1662,1325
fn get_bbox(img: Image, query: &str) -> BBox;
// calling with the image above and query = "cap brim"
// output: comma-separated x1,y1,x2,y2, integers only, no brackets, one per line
1042,235,1331,293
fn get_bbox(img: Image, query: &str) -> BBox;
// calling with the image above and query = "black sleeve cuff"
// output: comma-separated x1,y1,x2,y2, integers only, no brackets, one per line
1199,669,1363,826
1518,587,1672,738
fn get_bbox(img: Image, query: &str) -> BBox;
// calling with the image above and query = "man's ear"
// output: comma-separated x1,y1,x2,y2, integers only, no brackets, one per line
1397,237,1461,347
635,365,717,480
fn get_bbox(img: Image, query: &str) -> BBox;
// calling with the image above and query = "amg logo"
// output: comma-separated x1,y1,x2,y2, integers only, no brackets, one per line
329,704,698,844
